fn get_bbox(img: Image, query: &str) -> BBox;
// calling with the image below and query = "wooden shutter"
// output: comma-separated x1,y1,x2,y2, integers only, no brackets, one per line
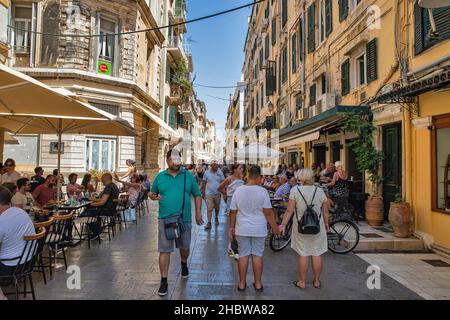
414,2,424,54
309,84,316,107
367,38,378,83
341,59,350,96
265,35,269,59
272,18,277,46
282,0,288,27
424,6,450,50
299,18,303,61
308,4,315,53
325,0,333,37
339,0,348,22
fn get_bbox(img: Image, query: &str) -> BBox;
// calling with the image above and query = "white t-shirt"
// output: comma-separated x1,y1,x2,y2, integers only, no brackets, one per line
0,171,21,184
0,207,36,266
230,185,272,237
11,192,34,211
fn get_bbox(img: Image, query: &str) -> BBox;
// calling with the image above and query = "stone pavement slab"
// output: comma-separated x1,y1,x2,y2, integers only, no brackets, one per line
27,200,422,300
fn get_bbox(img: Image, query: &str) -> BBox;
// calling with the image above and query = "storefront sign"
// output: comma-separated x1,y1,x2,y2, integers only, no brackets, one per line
97,60,111,75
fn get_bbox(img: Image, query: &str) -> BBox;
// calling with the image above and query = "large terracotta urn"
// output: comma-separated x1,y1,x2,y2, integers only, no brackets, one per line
388,202,411,238
365,196,384,226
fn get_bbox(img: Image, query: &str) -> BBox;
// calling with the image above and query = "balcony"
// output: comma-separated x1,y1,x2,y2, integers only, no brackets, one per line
168,84,182,105
167,35,187,62
170,0,187,33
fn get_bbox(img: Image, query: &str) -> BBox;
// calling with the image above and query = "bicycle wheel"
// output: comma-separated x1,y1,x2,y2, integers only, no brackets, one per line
269,221,292,252
327,219,359,254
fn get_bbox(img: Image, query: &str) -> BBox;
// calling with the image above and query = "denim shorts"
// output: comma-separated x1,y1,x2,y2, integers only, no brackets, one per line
158,219,192,253
235,236,266,257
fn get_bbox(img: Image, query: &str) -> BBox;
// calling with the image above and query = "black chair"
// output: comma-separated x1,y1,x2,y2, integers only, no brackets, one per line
33,217,55,285
39,214,72,279
136,191,148,217
115,194,130,231
0,227,46,300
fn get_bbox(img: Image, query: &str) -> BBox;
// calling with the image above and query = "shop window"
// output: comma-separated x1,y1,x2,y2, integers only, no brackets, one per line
432,115,450,212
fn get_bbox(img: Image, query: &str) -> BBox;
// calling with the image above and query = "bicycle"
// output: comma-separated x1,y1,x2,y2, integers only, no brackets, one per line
269,197,360,254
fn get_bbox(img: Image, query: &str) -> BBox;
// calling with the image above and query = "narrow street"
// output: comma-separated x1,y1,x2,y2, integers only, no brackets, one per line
33,201,422,300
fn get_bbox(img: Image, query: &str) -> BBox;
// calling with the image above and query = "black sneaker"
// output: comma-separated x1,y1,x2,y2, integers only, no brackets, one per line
158,282,168,296
181,263,189,279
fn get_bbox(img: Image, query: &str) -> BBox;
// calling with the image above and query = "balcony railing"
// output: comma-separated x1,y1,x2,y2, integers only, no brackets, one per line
174,0,187,21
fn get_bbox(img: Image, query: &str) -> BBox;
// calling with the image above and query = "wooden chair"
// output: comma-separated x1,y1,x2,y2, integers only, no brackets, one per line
33,217,54,285
0,227,46,300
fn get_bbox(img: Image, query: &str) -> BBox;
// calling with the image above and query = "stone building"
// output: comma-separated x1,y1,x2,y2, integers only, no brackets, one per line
3,0,184,179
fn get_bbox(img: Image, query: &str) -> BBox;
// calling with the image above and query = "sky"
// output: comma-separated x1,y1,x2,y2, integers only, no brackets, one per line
186,0,252,140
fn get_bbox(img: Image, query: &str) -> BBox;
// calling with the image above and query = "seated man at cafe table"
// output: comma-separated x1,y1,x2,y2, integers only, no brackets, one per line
11,178,35,212
32,175,57,208
274,175,291,198
80,173,119,240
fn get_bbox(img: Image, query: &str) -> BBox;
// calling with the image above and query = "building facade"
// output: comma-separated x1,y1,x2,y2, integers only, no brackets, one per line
3,0,185,179
240,0,450,252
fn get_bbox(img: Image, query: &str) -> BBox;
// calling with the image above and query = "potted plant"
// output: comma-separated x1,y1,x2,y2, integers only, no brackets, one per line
388,193,411,238
344,113,384,226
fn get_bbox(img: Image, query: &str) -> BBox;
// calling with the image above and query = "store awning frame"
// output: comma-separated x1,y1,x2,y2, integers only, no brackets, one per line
138,105,181,140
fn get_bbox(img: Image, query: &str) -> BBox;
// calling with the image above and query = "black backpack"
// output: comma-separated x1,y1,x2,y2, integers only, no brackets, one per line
295,187,321,235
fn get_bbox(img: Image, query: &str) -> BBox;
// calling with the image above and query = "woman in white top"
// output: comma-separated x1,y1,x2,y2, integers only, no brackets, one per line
279,168,329,290
218,164,245,214
0,159,21,184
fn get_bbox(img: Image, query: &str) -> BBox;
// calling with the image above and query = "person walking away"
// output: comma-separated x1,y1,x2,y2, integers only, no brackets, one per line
218,164,245,259
279,169,330,289
150,149,203,297
0,159,21,184
201,160,225,230
229,166,280,292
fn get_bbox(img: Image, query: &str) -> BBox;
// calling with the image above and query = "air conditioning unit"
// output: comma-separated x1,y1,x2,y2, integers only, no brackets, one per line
262,18,269,32
316,93,336,112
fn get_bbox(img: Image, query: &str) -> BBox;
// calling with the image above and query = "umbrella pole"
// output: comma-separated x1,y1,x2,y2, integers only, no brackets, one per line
57,119,62,204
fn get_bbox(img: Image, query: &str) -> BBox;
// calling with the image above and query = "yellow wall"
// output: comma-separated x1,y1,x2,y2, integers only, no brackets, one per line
412,91,450,249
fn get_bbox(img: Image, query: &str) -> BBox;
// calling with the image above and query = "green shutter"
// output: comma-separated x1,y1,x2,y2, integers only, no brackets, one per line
414,2,424,55
282,0,288,27
309,84,316,107
265,35,269,59
308,4,315,53
367,38,378,83
325,0,333,36
424,6,450,50
339,0,348,22
272,18,277,46
341,59,350,96
299,18,303,61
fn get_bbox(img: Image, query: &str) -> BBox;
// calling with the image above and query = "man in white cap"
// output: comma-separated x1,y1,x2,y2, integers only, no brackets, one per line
201,160,225,230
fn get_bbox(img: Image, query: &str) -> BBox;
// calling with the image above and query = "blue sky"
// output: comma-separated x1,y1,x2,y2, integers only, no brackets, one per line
187,0,252,136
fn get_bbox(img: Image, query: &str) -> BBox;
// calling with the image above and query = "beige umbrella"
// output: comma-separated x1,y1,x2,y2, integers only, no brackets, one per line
4,132,19,145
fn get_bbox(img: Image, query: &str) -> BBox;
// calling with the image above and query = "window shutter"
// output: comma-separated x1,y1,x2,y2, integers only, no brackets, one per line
424,6,450,49
309,84,316,107
325,0,333,36
299,18,303,61
366,38,378,83
414,3,424,55
282,0,288,27
339,0,348,22
308,4,315,53
341,59,350,96
265,35,269,59
272,18,277,46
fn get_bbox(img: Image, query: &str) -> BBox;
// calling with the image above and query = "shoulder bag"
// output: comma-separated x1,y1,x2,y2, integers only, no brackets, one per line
163,171,187,240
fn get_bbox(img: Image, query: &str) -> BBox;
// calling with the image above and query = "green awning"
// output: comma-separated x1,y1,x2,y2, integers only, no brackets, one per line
279,105,370,138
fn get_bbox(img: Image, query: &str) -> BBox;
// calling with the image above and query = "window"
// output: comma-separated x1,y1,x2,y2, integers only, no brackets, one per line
307,3,316,53
85,138,116,171
12,6,32,53
321,73,327,94
319,0,333,43
282,46,288,83
414,4,450,55
265,35,270,59
259,49,263,70
292,33,297,73
350,0,362,11
355,53,367,86
97,16,118,76
339,0,349,22
366,38,378,83
260,84,264,109
432,115,450,212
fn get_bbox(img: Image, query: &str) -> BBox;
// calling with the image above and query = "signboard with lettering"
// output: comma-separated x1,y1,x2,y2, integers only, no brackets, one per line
97,60,111,75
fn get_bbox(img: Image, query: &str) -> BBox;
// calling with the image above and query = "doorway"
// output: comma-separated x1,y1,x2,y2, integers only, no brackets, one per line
313,144,326,166
382,123,402,219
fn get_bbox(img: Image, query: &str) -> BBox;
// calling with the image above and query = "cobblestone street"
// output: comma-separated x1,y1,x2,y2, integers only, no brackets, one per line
32,201,423,300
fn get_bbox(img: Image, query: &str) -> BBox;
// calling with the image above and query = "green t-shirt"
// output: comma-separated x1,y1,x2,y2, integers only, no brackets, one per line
151,169,201,222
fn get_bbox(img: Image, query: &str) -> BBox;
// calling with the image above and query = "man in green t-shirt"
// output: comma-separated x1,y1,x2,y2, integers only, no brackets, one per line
150,149,203,297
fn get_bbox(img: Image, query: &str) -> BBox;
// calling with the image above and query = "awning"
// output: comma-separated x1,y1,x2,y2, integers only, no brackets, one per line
279,130,320,148
137,105,181,139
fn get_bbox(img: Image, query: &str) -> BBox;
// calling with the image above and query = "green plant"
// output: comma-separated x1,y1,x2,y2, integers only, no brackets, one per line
394,193,404,203
172,59,193,101
344,113,384,195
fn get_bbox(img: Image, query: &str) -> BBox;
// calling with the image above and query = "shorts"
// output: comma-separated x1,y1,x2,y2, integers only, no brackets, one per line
158,219,192,253
235,236,266,257
206,195,221,213
0,262,16,286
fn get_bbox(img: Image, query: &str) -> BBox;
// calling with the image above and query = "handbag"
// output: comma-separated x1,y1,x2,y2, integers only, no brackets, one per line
295,187,321,235
163,171,187,240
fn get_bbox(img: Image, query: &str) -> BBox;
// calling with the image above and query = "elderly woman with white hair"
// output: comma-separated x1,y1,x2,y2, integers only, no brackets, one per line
279,168,329,289
328,161,350,199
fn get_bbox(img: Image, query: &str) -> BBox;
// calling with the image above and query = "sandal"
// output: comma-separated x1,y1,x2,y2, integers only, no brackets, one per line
204,223,212,230
293,281,306,289
237,284,247,291
313,281,322,289
253,283,264,292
